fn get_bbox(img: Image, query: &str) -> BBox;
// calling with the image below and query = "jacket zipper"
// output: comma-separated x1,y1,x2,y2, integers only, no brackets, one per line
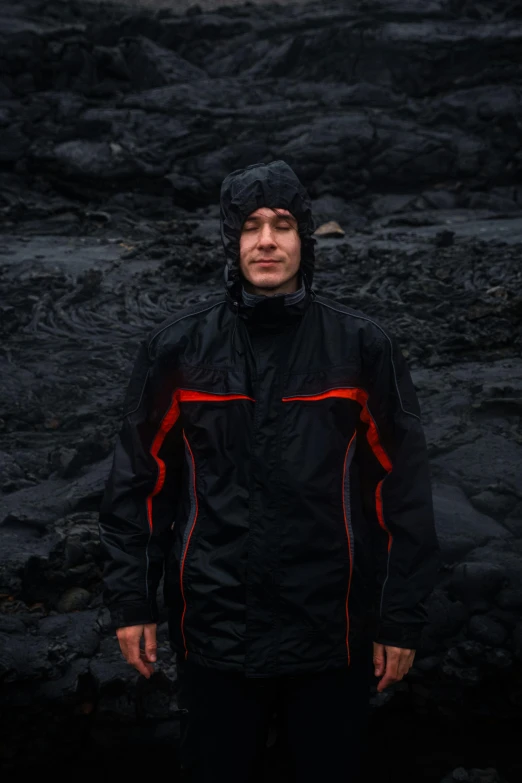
236,312,261,667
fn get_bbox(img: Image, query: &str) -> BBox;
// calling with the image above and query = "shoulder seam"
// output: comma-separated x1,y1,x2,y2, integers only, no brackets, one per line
147,299,226,354
314,298,420,420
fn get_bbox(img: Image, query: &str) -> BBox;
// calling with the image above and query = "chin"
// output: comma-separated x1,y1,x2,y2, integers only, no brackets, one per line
251,277,285,289
240,266,300,293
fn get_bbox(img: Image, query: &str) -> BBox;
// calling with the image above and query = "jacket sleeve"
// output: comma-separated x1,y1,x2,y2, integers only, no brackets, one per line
98,335,184,630
355,327,441,649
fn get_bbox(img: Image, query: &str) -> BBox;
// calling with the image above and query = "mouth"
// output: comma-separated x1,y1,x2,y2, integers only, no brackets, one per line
254,259,280,265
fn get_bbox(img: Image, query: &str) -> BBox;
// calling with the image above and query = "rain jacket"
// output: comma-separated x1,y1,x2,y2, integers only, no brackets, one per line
98,160,440,677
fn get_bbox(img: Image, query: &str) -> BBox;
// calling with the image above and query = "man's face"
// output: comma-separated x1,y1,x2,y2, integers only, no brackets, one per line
239,207,301,296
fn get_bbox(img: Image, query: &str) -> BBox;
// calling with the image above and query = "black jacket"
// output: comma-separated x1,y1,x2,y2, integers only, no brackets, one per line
99,161,440,677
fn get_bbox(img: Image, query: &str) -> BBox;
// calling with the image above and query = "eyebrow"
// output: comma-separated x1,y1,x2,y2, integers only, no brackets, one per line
244,214,297,223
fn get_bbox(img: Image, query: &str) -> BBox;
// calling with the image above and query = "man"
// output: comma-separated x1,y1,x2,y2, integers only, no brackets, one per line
98,160,440,782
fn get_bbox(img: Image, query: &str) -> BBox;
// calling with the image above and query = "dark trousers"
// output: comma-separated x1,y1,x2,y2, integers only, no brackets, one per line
175,640,373,783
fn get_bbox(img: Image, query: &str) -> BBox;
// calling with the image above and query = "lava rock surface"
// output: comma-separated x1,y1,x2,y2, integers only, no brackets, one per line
1,0,521,781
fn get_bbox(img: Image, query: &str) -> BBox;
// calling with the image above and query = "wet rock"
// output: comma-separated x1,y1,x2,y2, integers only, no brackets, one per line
37,657,93,704
513,622,522,661
0,509,103,610
434,229,455,247
0,614,26,634
442,639,512,679
469,489,518,520
441,647,483,687
0,449,26,492
48,435,112,479
503,517,522,536
29,139,164,186
0,617,53,683
431,435,522,498
439,767,508,783
120,36,207,89
1,0,521,208
482,648,512,671
431,484,511,563
467,615,507,647
495,587,522,610
0,454,114,529
424,590,468,639
64,538,86,568
465,539,522,592
0,120,30,162
90,636,137,690
0,1,522,780
313,220,345,237
136,670,175,721
56,586,91,612
37,610,101,659
448,562,506,607
48,446,78,477
310,193,364,229
0,520,62,596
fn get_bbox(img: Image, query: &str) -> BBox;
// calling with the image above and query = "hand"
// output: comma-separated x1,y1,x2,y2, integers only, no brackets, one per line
373,641,415,693
116,623,157,679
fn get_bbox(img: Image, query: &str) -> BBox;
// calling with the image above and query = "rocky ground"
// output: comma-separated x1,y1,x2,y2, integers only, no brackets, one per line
1,0,522,780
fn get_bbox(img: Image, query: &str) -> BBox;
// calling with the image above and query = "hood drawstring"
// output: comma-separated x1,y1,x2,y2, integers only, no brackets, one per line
301,268,316,302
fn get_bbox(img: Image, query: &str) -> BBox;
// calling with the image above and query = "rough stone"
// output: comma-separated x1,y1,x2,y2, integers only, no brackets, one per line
0,1,521,780
467,615,507,647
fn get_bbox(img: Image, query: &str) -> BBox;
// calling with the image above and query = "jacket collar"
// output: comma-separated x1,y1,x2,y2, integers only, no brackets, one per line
227,273,314,351
235,273,310,322
241,278,306,309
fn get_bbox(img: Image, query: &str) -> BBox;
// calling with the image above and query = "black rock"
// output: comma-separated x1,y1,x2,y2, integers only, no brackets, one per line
467,615,508,647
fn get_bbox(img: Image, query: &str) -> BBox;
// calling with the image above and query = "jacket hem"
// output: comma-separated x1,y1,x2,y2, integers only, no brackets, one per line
174,649,370,677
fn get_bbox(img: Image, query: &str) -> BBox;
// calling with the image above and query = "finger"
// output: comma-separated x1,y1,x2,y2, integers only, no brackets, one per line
373,643,386,676
116,626,141,662
376,649,401,692
124,634,146,671
376,670,397,693
384,647,401,677
397,655,413,679
397,650,415,679
117,633,135,663
127,649,153,678
143,624,157,663
132,656,153,679
396,664,408,679
139,652,155,675
396,663,407,679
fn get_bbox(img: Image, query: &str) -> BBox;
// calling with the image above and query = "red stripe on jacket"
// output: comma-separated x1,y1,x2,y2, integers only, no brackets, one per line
282,387,393,545
146,390,254,532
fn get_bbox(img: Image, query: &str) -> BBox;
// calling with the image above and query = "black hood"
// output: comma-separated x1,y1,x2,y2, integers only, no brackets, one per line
220,160,317,303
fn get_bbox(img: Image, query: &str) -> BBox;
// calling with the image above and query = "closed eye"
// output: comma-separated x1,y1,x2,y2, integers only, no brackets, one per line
243,224,292,231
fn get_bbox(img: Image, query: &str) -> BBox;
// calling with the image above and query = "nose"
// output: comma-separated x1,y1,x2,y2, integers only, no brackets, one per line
257,223,277,247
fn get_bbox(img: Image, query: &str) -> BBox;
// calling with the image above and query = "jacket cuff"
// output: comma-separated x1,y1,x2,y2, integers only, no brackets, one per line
109,600,158,630
372,620,423,650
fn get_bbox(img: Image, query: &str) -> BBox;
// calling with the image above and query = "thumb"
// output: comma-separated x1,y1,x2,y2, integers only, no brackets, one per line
373,642,385,676
143,623,157,662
